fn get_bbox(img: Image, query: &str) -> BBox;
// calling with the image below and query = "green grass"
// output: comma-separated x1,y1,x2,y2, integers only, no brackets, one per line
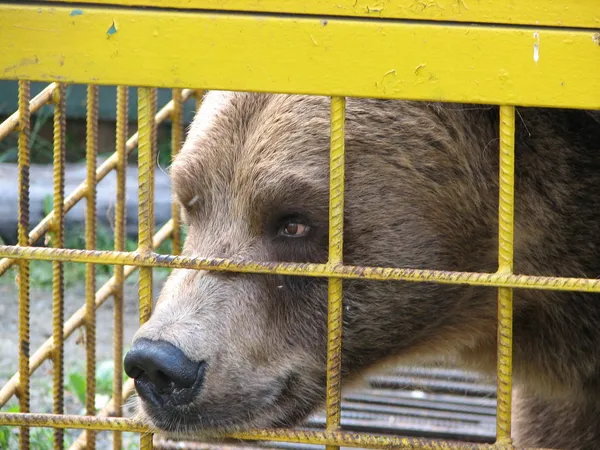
0,356,133,449
65,358,129,412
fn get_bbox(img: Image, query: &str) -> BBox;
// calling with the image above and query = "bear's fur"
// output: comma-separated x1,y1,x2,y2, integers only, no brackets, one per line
130,92,600,449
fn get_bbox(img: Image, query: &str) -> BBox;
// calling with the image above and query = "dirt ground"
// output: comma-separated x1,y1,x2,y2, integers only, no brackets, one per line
0,270,166,449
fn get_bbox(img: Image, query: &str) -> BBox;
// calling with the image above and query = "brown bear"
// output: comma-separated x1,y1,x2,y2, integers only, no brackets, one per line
124,92,600,450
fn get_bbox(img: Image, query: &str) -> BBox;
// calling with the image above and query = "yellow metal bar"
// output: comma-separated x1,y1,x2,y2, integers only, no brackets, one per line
170,88,183,255
0,88,194,278
326,97,345,450
0,82,57,140
0,221,174,408
328,98,346,264
496,106,516,445
137,87,156,322
4,244,600,294
85,84,99,450
32,0,600,29
138,87,157,450
51,82,67,450
2,5,600,110
0,412,513,450
112,85,128,450
141,433,154,450
17,79,31,450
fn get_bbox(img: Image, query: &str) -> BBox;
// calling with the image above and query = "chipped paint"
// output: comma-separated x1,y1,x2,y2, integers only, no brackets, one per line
69,9,83,17
383,68,397,78
107,20,118,36
455,0,469,13
3,56,39,75
533,32,540,63
414,63,427,75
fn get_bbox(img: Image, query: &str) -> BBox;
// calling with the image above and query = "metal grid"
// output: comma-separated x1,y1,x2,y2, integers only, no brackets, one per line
0,2,599,450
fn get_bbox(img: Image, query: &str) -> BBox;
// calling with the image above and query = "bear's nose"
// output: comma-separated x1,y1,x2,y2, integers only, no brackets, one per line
124,338,205,406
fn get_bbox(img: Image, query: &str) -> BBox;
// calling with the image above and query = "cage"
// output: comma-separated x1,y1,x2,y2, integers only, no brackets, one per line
0,2,599,450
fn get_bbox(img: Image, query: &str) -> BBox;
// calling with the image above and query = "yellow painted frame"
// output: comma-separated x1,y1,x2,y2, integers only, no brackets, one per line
1,5,600,109
36,0,600,29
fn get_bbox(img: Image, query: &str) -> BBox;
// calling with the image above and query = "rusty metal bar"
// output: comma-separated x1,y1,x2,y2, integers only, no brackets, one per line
2,245,600,294
0,88,195,278
17,79,31,450
326,96,346,450
495,106,516,445
84,84,99,450
138,86,157,450
0,413,504,449
0,82,57,140
0,412,555,450
137,86,156,323
51,82,67,450
170,88,184,255
112,85,128,450
0,221,173,408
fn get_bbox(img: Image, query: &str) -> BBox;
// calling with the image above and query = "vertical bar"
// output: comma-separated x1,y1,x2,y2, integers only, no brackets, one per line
170,89,183,255
52,83,67,450
17,80,31,450
85,84,99,449
112,86,128,450
326,97,345,450
496,105,515,444
138,87,156,450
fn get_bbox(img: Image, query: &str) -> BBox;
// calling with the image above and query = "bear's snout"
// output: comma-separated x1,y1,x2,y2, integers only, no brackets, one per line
124,338,206,408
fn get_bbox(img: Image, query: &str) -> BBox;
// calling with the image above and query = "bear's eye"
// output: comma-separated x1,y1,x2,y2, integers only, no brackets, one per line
279,221,311,238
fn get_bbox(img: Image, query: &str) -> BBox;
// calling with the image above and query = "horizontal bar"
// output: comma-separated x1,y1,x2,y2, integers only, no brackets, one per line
2,5,599,109
34,0,600,29
1,245,600,293
0,412,556,449
0,413,495,449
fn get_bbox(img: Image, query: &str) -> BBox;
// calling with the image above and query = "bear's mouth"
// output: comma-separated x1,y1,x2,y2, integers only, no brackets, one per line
138,372,309,436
